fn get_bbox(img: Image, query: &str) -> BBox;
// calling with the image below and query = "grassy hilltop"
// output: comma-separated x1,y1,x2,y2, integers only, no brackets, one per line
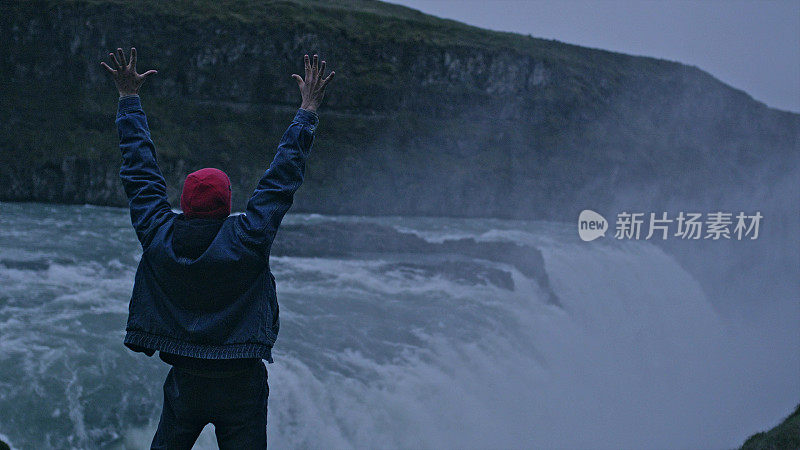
1,0,798,219
741,404,800,450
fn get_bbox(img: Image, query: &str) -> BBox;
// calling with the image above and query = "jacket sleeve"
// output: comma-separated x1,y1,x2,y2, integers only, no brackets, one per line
117,95,174,249
235,108,318,254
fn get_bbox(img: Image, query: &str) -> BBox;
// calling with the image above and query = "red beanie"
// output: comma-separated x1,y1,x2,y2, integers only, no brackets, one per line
180,168,232,220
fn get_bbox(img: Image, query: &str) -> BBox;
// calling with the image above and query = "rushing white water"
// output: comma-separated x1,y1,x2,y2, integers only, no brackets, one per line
0,201,797,449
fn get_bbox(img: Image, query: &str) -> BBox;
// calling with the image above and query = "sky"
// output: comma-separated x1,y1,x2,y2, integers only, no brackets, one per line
386,0,800,113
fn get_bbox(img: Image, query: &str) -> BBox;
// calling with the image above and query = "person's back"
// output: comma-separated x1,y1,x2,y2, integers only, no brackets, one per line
157,211,261,377
100,47,334,449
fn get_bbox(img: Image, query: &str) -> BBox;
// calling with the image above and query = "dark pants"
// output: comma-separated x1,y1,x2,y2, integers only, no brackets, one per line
151,361,269,449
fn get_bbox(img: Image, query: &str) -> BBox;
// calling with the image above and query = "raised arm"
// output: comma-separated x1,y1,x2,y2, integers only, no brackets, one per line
102,47,171,248
235,54,335,254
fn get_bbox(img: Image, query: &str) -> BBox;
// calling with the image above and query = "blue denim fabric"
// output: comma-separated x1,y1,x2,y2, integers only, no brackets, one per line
116,95,318,363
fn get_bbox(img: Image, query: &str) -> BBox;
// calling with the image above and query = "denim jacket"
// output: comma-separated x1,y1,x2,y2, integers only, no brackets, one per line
116,95,318,363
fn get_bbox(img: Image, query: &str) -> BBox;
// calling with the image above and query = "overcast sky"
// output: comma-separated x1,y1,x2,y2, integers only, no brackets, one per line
386,0,800,113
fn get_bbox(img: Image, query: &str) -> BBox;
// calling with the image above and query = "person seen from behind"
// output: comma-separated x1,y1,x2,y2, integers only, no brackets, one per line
100,47,334,449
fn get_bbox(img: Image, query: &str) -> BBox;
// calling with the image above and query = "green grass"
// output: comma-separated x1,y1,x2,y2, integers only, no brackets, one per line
46,0,678,71
741,404,800,450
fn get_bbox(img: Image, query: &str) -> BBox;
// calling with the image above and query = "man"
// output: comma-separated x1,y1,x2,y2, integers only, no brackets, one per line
100,47,334,449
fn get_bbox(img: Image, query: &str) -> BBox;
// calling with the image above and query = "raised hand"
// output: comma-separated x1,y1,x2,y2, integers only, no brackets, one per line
292,54,335,112
100,47,158,97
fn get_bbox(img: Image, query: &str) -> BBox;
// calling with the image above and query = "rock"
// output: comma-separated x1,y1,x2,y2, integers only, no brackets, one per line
0,1,796,221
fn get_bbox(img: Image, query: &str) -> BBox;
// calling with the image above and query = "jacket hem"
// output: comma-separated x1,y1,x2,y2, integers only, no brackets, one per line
124,330,274,363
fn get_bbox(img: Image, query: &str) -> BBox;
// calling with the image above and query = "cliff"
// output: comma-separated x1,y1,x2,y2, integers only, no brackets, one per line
1,0,798,220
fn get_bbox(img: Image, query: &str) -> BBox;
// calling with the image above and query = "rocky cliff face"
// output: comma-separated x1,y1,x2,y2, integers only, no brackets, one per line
1,0,797,220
